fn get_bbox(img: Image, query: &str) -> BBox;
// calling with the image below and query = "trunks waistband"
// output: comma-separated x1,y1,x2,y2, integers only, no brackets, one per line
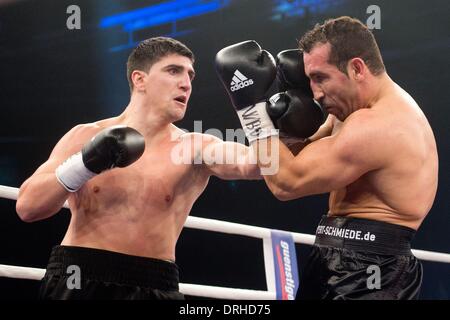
45,245,179,291
314,215,416,255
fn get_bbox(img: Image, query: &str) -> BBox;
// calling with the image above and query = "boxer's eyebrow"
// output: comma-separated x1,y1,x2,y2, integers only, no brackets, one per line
308,71,329,84
308,71,327,79
164,64,196,81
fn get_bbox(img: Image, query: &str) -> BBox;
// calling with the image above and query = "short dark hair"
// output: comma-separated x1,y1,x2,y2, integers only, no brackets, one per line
126,37,195,93
299,16,385,76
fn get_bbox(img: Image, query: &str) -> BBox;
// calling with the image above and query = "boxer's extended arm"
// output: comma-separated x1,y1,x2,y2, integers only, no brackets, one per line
255,111,385,200
201,134,261,180
16,125,95,222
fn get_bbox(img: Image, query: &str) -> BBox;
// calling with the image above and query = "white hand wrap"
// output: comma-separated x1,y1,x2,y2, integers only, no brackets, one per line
236,102,279,143
55,152,97,192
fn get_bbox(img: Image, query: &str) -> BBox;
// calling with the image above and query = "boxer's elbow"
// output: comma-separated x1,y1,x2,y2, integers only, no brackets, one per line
16,176,66,222
16,181,37,222
16,198,38,222
16,195,58,223
272,188,295,201
16,185,34,222
266,170,304,201
271,185,302,201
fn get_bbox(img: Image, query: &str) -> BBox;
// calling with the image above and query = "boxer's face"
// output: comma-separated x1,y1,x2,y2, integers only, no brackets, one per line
304,43,359,121
142,54,195,121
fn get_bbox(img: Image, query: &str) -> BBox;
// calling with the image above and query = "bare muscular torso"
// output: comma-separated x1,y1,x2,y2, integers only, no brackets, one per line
328,84,438,230
62,118,210,261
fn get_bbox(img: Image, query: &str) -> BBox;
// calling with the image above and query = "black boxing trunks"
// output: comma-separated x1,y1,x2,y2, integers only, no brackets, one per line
296,215,423,300
39,245,184,300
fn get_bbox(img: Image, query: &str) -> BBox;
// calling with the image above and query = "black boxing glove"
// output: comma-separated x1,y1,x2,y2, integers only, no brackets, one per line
56,126,145,192
267,49,325,139
268,89,324,139
275,49,312,95
215,40,277,142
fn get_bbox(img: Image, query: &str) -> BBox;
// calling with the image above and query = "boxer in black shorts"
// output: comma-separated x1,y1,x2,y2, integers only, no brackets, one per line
39,246,183,300
215,16,438,299
17,37,262,300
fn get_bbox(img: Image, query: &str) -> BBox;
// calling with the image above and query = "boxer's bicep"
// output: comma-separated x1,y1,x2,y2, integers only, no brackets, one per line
300,136,370,192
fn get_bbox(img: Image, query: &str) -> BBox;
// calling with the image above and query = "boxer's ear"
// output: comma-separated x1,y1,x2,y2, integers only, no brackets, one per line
348,58,365,81
131,70,147,92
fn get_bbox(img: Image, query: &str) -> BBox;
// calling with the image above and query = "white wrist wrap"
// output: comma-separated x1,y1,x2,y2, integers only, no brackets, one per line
236,102,279,143
55,152,97,192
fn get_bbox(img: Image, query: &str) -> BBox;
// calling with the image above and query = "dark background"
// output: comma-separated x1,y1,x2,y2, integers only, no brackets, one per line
0,0,448,299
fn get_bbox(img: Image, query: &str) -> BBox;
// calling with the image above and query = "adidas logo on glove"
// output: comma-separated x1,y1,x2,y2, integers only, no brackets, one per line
230,69,254,92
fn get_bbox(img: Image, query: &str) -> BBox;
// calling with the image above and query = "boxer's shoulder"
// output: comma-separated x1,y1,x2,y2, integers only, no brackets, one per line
92,116,123,130
177,130,222,145
62,122,104,146
337,108,381,140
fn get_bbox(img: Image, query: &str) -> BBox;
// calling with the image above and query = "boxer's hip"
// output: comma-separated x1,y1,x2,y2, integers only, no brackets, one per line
39,245,183,300
314,215,416,255
297,215,423,300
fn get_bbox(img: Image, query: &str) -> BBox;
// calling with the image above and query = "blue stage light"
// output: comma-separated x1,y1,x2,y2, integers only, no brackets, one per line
100,0,229,32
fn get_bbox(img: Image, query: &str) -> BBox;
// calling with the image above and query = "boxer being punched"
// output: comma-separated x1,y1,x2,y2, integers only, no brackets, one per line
215,16,438,299
16,37,261,300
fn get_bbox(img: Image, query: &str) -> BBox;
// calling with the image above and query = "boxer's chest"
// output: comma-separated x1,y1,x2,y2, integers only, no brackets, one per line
82,139,202,210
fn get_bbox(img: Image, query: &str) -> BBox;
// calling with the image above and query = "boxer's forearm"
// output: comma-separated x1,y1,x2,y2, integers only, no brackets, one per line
16,173,69,222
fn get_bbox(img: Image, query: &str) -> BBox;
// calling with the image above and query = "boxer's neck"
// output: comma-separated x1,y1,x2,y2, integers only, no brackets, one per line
119,102,173,140
361,72,395,109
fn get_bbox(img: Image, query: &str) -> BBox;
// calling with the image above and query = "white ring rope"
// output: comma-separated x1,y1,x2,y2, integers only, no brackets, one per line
0,184,449,299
